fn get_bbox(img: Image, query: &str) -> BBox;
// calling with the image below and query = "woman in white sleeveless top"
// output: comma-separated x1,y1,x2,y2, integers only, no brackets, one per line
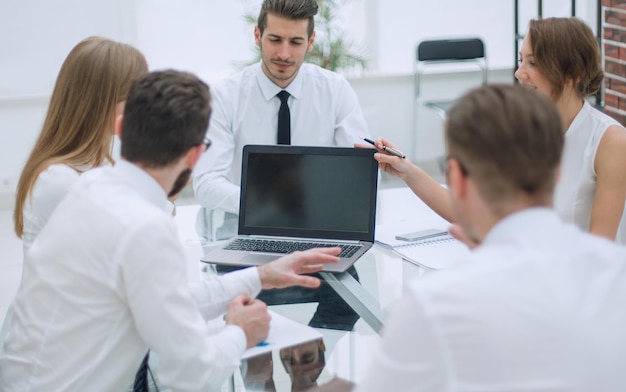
515,17,626,244
14,37,148,252
361,17,626,244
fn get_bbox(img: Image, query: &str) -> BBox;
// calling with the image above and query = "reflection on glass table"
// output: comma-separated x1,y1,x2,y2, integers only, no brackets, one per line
241,338,327,392
280,338,326,390
196,207,361,332
178,187,448,335
173,186,456,389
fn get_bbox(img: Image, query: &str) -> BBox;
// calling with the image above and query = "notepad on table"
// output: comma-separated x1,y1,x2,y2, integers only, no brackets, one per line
375,224,471,270
241,310,322,359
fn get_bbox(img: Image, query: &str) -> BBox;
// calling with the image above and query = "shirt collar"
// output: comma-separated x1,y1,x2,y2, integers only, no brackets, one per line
255,61,304,101
565,100,591,136
114,160,170,212
481,207,562,248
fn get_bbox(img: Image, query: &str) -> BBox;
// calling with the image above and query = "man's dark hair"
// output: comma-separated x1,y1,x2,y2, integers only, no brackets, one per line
257,0,318,37
121,69,211,168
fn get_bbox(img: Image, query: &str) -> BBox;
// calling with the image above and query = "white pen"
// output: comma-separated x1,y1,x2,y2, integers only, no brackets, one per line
359,136,406,159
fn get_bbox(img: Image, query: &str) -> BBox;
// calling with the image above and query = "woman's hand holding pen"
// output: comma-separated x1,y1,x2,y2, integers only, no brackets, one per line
357,136,456,224
355,136,416,180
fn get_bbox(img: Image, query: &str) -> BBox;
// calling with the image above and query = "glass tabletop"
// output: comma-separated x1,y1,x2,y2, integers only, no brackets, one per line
174,186,451,389
237,335,363,391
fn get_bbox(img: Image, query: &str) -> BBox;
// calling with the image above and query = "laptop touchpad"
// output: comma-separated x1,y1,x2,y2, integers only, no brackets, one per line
242,253,281,265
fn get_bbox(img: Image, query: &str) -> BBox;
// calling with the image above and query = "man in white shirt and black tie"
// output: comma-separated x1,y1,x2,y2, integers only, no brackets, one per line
192,0,368,332
192,0,369,236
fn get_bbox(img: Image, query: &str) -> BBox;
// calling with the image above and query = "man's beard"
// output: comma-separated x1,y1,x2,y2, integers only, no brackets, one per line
168,168,192,198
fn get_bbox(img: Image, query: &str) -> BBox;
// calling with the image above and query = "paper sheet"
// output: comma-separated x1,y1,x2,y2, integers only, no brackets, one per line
242,310,323,359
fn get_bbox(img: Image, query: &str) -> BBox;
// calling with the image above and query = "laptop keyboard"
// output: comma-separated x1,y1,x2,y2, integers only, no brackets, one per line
225,239,361,258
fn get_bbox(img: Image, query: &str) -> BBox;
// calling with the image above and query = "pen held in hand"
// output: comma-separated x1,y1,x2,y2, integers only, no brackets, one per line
359,136,406,159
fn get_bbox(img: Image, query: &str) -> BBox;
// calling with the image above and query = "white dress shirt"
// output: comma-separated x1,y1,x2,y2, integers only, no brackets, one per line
192,62,369,213
554,100,626,244
1,161,262,392
356,208,626,391
22,164,81,252
22,136,123,252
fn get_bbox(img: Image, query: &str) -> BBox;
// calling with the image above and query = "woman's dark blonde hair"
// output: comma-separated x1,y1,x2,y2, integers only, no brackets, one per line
528,17,603,100
13,36,148,237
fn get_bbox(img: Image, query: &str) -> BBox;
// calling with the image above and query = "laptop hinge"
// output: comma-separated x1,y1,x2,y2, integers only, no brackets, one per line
246,235,362,244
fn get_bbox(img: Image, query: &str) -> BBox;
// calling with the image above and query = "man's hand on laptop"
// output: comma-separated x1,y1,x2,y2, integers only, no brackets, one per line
258,247,341,290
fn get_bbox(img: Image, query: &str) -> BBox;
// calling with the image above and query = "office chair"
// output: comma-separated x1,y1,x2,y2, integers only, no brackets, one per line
413,37,487,162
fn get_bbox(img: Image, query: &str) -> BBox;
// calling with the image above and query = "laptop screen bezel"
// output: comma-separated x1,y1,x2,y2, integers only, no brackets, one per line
238,145,378,242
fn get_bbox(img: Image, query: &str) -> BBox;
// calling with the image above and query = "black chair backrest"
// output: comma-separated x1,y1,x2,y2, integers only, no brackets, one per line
417,38,485,62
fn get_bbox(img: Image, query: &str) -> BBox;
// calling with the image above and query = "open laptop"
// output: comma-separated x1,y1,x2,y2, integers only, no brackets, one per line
201,145,379,273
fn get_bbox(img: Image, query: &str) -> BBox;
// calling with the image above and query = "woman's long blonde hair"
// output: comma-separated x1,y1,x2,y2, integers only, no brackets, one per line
14,37,148,237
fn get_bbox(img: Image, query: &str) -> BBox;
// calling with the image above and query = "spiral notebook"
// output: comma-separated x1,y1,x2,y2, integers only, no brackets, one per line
375,225,471,270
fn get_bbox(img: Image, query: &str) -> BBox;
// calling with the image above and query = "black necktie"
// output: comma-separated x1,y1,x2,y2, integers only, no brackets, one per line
133,352,150,392
277,90,291,145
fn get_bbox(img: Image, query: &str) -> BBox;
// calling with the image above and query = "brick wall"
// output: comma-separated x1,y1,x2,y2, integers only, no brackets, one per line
603,0,626,126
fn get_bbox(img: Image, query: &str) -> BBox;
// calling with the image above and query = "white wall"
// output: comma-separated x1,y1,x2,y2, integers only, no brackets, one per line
350,67,515,162
373,0,597,74
135,0,256,84
0,0,134,197
0,0,600,202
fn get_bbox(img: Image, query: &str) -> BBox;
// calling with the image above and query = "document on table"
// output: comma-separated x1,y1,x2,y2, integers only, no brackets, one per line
375,224,471,270
241,310,322,359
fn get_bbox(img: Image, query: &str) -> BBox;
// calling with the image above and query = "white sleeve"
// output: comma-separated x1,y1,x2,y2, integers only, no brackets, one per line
333,77,370,145
119,215,247,391
24,165,80,250
192,88,240,213
188,267,262,321
32,165,80,224
354,287,448,392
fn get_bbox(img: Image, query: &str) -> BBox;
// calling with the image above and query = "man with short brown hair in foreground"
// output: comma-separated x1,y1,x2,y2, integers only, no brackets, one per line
354,84,626,391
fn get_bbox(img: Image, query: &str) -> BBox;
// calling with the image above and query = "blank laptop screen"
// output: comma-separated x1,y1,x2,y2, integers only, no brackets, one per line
239,145,378,241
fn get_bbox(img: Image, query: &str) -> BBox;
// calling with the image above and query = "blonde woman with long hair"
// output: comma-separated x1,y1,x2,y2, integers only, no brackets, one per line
14,37,148,251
